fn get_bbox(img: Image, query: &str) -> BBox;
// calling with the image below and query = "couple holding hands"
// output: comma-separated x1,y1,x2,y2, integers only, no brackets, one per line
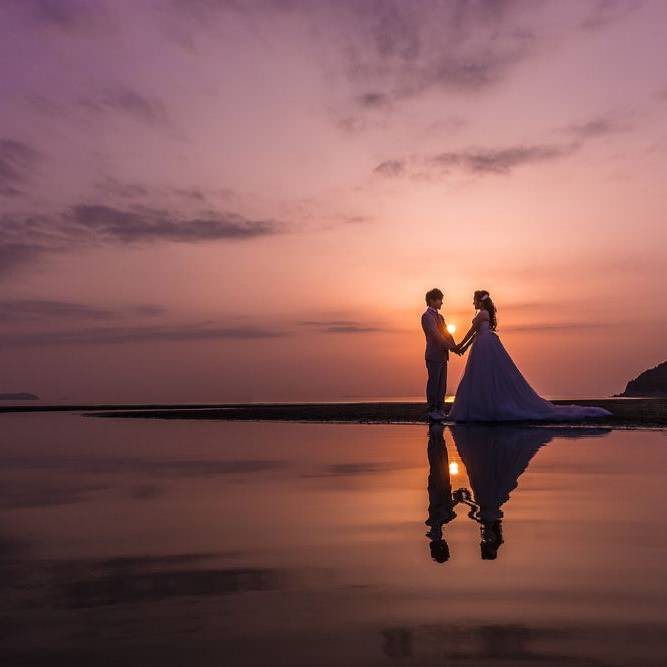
420,288,611,423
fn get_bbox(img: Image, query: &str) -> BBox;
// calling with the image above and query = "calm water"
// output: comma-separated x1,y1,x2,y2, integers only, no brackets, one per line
1,413,666,666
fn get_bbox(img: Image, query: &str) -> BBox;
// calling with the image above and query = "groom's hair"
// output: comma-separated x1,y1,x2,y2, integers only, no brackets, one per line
425,288,444,305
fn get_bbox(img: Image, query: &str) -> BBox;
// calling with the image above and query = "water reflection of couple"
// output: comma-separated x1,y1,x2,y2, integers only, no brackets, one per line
426,423,611,562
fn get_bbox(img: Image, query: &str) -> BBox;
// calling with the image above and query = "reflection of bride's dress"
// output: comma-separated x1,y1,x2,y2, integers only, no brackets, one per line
449,321,612,422
450,424,611,522
451,425,550,523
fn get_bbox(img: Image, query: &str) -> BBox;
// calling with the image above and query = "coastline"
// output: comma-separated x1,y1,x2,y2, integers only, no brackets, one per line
2,398,666,427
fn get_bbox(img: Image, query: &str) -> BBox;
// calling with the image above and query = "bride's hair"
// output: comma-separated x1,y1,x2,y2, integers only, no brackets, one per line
474,290,497,330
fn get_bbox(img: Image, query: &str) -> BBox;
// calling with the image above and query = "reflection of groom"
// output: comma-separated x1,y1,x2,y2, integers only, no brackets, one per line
421,288,458,420
425,423,456,562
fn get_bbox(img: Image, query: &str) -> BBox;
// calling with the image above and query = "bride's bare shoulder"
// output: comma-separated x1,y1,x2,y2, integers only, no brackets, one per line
473,309,490,322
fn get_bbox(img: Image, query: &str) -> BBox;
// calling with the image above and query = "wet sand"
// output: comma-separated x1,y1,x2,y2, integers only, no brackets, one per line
2,397,667,426
92,398,667,426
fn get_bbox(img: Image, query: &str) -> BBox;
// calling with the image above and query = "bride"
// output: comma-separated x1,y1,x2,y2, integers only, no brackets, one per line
448,290,612,422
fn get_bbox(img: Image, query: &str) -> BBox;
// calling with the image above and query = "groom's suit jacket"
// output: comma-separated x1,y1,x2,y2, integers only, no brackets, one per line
421,308,454,363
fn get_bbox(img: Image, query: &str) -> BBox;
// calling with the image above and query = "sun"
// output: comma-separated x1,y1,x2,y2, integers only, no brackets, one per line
446,323,456,334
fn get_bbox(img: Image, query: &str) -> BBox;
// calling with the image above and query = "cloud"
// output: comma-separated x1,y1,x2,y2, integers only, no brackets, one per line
94,179,222,206
167,0,539,105
0,323,288,347
67,204,280,242
94,177,151,200
429,143,579,175
579,0,644,31
338,1,539,107
374,159,406,177
0,139,42,197
375,142,579,179
0,241,45,276
15,0,103,33
0,299,166,322
300,320,359,326
300,320,382,333
565,116,631,140
357,92,391,109
79,86,169,126
172,187,208,202
325,325,381,333
342,215,372,225
374,112,633,181
0,201,283,278
503,322,616,332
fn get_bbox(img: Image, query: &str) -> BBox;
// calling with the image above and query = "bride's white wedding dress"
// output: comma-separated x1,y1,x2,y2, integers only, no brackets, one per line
448,314,612,422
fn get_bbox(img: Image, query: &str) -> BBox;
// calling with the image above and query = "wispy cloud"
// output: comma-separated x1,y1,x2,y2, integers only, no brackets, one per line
68,204,280,242
503,322,616,332
0,241,45,276
167,0,539,106
16,0,105,33
324,325,381,333
79,86,169,126
373,159,405,177
0,139,42,197
300,319,383,334
94,177,151,200
0,323,288,347
0,299,166,322
0,203,283,277
374,142,579,179
579,0,644,32
430,143,579,175
565,115,632,140
335,1,538,104
374,112,632,180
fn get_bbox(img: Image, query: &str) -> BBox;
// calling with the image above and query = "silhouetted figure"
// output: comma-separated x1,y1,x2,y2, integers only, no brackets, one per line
425,423,456,562
421,288,458,421
449,290,612,421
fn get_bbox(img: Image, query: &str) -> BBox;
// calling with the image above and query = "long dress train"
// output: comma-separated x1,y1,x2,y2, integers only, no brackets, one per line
448,320,612,422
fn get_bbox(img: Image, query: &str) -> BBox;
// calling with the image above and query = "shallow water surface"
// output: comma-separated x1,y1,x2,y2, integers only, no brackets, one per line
0,414,665,665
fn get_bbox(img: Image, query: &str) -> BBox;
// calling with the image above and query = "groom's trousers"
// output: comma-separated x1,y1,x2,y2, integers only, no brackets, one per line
425,360,447,412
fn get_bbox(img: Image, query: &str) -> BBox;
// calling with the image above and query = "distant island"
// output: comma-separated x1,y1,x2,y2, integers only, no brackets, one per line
618,361,667,397
0,393,39,400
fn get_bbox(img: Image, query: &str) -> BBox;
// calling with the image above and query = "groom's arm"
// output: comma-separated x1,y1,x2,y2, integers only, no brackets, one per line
422,314,456,349
443,328,457,350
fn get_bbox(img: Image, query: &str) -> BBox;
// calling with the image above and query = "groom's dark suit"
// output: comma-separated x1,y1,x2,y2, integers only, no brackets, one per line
421,307,455,413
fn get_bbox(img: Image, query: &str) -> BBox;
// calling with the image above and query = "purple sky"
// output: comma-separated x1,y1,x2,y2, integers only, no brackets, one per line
1,0,666,402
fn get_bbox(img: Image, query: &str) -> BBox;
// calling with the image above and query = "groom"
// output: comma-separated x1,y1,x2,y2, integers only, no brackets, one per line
421,288,458,420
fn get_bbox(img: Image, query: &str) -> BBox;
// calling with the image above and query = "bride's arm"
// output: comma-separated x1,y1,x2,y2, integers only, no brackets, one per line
456,325,476,350
454,311,487,353
457,333,476,354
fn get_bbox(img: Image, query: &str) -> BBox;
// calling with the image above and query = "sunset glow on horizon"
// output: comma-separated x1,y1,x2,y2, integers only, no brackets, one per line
0,1,665,403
